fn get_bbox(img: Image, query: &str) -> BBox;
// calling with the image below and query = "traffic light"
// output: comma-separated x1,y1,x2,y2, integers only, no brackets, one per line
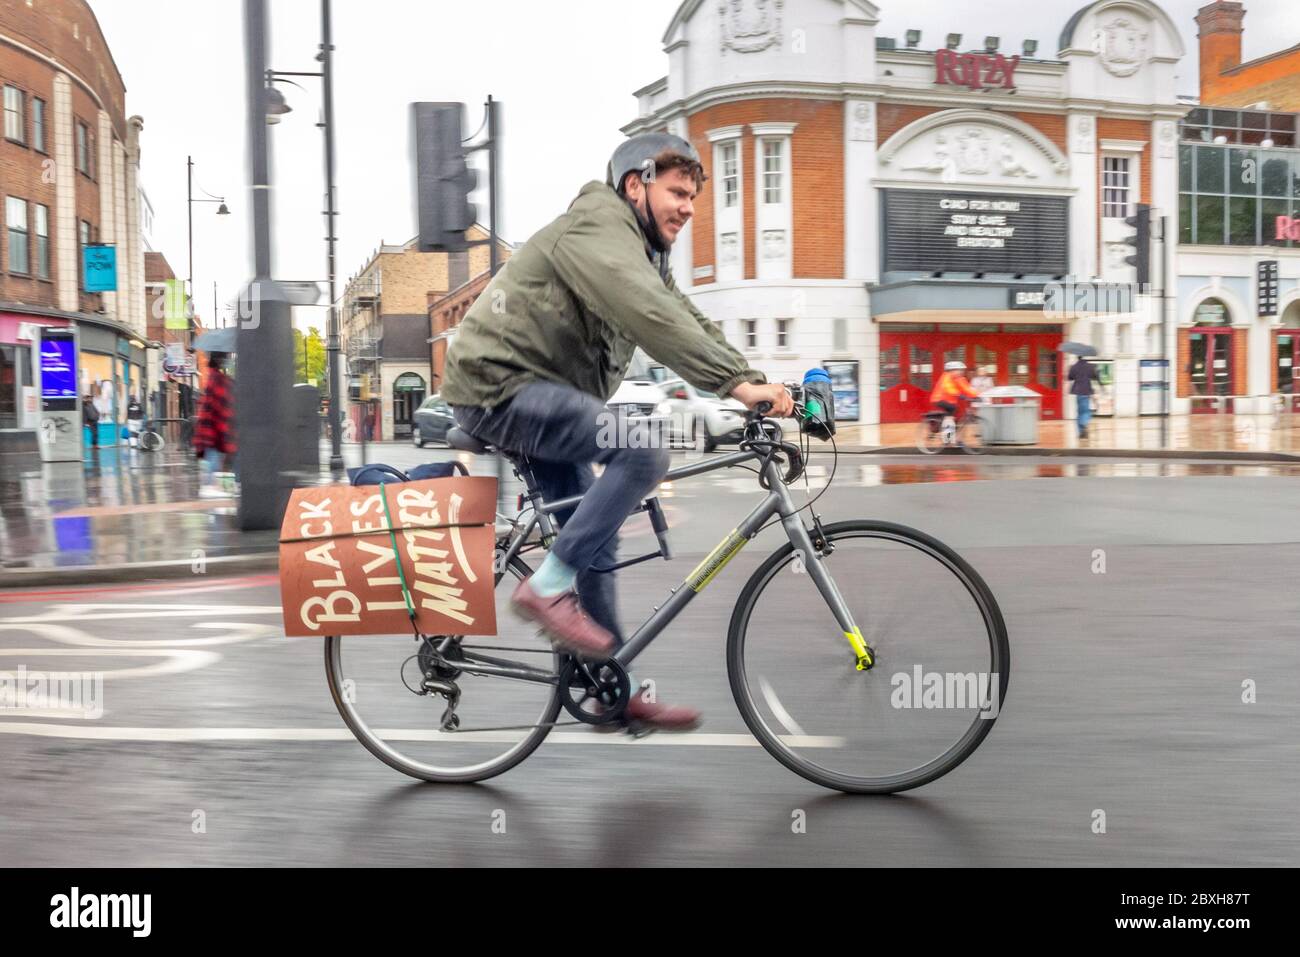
1123,203,1151,286
412,102,478,252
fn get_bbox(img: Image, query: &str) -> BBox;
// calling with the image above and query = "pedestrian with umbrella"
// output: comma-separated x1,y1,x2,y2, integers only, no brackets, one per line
1063,342,1101,440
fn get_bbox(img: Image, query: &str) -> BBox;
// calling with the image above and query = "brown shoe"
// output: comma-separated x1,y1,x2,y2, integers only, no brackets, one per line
620,691,703,732
511,578,615,658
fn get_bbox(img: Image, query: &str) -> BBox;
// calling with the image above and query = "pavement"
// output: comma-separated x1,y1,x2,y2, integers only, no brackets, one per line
4,421,1300,587
836,412,1300,459
1,455,1296,865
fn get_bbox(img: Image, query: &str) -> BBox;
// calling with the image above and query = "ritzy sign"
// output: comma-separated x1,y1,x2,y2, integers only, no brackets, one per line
934,49,1019,91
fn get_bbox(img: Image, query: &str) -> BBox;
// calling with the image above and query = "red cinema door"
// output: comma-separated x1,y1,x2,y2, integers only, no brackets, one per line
879,326,1063,423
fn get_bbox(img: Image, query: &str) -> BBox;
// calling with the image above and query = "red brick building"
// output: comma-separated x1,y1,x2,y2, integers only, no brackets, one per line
1196,1,1300,111
1,0,147,447
428,269,493,391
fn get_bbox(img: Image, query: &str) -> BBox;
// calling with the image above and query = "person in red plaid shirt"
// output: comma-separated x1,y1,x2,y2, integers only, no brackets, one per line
193,352,237,496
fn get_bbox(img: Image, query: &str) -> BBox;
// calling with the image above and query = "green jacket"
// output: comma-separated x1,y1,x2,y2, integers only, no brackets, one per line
440,181,764,409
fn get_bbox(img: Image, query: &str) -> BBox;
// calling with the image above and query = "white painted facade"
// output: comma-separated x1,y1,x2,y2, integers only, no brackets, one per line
625,0,1188,423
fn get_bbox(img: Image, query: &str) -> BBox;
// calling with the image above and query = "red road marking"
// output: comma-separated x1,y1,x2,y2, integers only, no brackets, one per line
0,572,280,603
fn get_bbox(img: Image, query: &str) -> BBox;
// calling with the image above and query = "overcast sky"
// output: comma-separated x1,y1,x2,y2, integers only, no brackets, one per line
89,0,1295,334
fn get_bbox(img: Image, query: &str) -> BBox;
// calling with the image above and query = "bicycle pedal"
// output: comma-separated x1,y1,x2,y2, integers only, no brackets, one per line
625,721,657,740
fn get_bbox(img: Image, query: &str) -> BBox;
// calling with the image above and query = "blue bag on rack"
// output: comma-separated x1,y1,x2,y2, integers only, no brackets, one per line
348,460,468,487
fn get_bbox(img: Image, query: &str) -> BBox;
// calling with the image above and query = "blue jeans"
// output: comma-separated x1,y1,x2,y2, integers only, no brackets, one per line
452,381,670,645
1076,394,1093,435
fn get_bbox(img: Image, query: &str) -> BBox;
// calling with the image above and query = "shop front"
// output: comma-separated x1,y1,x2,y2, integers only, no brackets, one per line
1,314,72,441
1273,301,1300,408
76,320,143,447
1176,297,1246,413
872,279,1067,424
879,322,1064,422
871,169,1074,423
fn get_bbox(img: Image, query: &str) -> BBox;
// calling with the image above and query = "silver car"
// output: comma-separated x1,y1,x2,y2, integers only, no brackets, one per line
655,378,751,452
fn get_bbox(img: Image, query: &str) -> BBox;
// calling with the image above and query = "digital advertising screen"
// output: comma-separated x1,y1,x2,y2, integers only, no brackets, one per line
882,189,1070,275
40,336,78,400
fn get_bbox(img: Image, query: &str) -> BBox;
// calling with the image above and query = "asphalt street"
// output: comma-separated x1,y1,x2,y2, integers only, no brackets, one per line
2,449,1298,866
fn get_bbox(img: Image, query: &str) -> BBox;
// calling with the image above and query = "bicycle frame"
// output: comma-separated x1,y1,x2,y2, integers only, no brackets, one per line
447,442,872,684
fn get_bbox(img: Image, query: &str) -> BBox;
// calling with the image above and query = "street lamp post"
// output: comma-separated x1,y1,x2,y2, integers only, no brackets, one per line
265,0,344,473
185,155,230,331
183,156,229,422
238,0,296,531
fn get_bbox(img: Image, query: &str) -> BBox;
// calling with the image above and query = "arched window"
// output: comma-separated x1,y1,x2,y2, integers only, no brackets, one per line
1192,298,1231,326
392,373,427,438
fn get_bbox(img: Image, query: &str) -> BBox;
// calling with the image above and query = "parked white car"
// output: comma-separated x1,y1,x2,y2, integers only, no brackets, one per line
655,377,751,452
605,377,671,441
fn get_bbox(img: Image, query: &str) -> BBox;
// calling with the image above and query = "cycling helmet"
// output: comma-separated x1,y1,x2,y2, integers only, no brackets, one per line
944,360,968,372
606,132,705,253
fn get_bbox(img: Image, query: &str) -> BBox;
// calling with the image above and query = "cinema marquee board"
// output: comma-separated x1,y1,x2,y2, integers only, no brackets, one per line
882,189,1069,275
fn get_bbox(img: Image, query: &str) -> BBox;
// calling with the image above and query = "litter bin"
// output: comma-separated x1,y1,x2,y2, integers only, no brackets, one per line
978,386,1041,445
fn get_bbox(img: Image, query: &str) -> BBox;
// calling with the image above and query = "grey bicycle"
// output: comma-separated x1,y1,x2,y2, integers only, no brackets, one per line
324,401,1010,794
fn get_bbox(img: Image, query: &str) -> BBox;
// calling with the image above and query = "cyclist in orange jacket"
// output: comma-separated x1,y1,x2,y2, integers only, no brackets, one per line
930,360,981,424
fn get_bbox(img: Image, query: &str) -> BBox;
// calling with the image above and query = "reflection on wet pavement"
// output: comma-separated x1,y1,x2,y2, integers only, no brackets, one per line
659,455,1300,494
4,442,1299,572
0,448,256,571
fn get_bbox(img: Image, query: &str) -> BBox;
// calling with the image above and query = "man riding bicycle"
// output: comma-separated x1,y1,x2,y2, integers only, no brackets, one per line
440,132,794,731
929,360,981,429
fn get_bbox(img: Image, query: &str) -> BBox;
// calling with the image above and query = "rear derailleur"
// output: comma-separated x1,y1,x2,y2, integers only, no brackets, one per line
416,636,462,730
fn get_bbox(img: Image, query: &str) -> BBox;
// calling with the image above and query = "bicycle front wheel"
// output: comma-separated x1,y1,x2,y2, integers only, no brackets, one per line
139,430,163,452
959,415,987,454
324,552,562,783
727,520,1009,794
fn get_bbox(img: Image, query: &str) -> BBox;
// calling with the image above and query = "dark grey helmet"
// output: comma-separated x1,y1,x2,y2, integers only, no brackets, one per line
606,132,706,194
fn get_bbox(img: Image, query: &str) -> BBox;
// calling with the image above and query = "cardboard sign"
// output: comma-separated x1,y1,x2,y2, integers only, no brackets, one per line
278,477,498,638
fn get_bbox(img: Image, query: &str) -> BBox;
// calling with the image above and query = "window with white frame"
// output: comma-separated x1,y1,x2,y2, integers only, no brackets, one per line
744,319,758,350
34,203,49,279
1102,156,1131,219
32,98,46,152
762,139,784,204
753,125,794,281
721,141,738,208
78,219,90,288
7,197,29,274
76,122,88,174
776,318,791,350
3,86,24,143
710,129,744,283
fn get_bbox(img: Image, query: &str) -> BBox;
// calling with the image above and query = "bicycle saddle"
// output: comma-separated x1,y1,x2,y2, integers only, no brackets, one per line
445,427,492,454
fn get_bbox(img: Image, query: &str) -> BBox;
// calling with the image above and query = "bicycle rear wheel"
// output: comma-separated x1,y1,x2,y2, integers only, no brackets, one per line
916,419,944,454
324,552,562,783
727,520,1009,794
139,430,164,452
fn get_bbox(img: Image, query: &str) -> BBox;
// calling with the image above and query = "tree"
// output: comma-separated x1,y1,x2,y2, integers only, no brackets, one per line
293,326,327,386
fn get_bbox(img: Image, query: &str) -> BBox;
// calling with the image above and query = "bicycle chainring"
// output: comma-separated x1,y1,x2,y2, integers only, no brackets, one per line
558,655,631,725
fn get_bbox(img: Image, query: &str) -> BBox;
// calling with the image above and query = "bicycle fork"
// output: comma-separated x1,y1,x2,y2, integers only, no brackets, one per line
776,502,875,671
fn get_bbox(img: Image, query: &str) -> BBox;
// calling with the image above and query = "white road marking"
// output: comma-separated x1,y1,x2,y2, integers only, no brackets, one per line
2,620,281,649
757,674,807,738
0,646,220,680
4,604,283,624
0,723,845,748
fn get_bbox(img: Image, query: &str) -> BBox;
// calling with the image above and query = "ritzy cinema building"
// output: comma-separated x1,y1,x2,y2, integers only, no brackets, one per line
624,0,1188,424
